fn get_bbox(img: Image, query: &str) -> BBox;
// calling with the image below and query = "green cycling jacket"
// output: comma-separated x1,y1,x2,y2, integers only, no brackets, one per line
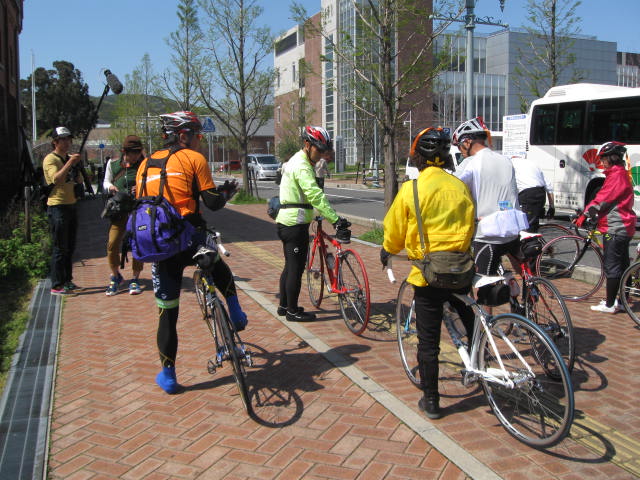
276,149,339,226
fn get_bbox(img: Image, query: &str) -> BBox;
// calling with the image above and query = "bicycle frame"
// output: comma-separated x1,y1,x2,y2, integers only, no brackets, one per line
309,217,350,295
446,294,532,389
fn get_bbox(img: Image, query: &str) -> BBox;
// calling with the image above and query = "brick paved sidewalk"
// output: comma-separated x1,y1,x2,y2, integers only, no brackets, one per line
46,198,640,479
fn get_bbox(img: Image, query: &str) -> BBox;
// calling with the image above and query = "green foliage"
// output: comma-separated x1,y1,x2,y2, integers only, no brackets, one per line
228,190,267,205
0,211,51,278
20,60,97,139
0,208,51,393
277,136,301,162
358,224,384,245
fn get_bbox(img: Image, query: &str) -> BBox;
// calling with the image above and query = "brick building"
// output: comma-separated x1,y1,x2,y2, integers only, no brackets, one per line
0,0,31,208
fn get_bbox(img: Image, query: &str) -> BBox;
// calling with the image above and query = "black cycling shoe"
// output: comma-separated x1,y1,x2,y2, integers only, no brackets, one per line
418,395,442,420
277,306,304,317
286,310,316,322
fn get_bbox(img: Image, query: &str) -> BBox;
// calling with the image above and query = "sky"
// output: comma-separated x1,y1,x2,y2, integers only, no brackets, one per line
18,0,640,98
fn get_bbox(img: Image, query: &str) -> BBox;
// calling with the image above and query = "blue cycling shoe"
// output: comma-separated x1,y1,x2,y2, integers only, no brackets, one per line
156,366,182,394
226,295,248,331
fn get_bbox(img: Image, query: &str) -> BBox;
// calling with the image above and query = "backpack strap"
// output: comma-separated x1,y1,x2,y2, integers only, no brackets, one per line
139,144,185,200
412,179,427,252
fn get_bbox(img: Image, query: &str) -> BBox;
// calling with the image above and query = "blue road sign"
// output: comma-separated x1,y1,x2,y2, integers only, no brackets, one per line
202,117,216,133
99,143,105,149
443,128,451,135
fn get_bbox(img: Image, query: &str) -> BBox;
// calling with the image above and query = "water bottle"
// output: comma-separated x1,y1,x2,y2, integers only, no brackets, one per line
325,253,335,270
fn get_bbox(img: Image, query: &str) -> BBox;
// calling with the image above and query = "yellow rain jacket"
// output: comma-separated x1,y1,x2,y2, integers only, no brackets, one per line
383,167,476,287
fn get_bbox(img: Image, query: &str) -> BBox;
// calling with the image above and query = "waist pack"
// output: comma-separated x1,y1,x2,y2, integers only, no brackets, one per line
477,208,529,238
125,146,195,262
413,251,475,289
267,195,312,220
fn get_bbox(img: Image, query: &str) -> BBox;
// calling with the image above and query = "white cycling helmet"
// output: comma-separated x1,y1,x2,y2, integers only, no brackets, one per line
452,116,488,146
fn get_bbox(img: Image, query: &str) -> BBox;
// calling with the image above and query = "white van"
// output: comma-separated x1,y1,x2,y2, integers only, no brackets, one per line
404,146,462,180
247,154,280,180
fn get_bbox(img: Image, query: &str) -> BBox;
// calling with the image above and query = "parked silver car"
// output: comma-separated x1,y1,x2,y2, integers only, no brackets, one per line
248,154,280,180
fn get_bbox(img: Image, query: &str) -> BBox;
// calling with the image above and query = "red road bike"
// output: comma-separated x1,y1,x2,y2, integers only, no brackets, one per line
306,216,371,335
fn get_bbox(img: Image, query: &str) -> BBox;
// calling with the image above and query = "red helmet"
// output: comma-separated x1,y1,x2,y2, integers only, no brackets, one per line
596,141,627,160
301,126,333,152
159,111,203,135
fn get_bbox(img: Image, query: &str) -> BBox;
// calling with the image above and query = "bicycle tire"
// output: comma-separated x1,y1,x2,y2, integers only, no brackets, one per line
478,313,574,448
194,270,219,347
306,239,325,308
395,280,420,387
216,301,251,413
535,234,605,301
337,249,371,335
523,276,575,376
620,261,640,327
538,223,572,245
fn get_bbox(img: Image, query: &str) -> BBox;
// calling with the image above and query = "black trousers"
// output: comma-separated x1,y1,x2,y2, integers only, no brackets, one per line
277,223,310,311
47,204,78,289
518,186,546,232
413,284,475,397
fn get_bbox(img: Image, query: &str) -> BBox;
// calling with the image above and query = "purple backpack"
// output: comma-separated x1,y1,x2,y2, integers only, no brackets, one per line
126,147,195,262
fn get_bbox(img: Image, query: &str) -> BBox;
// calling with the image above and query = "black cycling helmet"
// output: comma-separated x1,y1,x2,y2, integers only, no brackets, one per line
410,127,451,166
159,111,203,136
301,126,333,152
597,141,627,164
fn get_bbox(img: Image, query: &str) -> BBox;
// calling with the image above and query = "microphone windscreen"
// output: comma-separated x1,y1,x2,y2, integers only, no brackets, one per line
104,69,124,94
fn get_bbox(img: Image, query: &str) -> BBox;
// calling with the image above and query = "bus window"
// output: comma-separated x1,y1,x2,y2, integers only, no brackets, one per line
588,97,640,144
530,104,556,145
557,102,584,145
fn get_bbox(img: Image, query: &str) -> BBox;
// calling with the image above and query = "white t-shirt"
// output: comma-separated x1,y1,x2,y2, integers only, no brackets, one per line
511,156,553,193
454,147,521,243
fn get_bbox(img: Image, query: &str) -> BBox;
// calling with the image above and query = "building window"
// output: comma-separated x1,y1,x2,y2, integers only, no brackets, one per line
291,102,296,121
277,106,281,124
292,63,296,84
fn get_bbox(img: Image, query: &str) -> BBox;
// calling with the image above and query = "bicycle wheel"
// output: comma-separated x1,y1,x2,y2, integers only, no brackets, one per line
306,239,325,308
337,249,371,335
395,280,420,387
535,235,605,301
620,261,640,327
523,277,575,375
216,300,251,413
193,269,208,317
478,313,574,448
538,223,572,245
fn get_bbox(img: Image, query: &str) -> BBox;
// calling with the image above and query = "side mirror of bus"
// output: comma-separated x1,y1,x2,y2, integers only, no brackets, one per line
559,159,566,168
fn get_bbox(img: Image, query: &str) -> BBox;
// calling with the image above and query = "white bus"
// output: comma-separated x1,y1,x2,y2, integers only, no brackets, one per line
526,83,640,215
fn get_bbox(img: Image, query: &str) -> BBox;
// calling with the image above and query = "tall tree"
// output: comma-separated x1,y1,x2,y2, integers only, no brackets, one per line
20,60,96,140
197,0,275,192
162,0,204,111
112,53,168,153
514,0,583,112
294,0,458,207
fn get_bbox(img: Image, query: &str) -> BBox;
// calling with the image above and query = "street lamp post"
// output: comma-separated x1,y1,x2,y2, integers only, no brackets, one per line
436,1,507,119
403,110,412,151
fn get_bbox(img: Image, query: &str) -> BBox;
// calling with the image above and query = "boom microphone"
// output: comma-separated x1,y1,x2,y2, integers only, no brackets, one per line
104,69,123,94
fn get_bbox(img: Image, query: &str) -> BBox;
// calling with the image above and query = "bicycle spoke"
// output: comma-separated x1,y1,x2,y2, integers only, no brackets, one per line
337,250,371,335
480,314,574,448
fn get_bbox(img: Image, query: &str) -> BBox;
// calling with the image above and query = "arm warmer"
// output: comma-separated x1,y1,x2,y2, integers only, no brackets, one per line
201,187,226,212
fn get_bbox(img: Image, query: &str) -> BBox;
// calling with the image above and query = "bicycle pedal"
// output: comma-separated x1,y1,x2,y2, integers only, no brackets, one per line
207,359,217,374
460,370,477,387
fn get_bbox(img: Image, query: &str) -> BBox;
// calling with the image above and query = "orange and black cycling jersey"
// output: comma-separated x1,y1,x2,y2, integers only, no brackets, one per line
135,148,215,217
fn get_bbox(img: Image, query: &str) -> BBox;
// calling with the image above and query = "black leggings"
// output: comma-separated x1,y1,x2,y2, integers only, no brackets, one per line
414,284,475,397
277,223,310,312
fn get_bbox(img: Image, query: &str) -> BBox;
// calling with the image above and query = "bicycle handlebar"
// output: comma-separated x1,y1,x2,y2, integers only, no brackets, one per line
205,230,230,257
